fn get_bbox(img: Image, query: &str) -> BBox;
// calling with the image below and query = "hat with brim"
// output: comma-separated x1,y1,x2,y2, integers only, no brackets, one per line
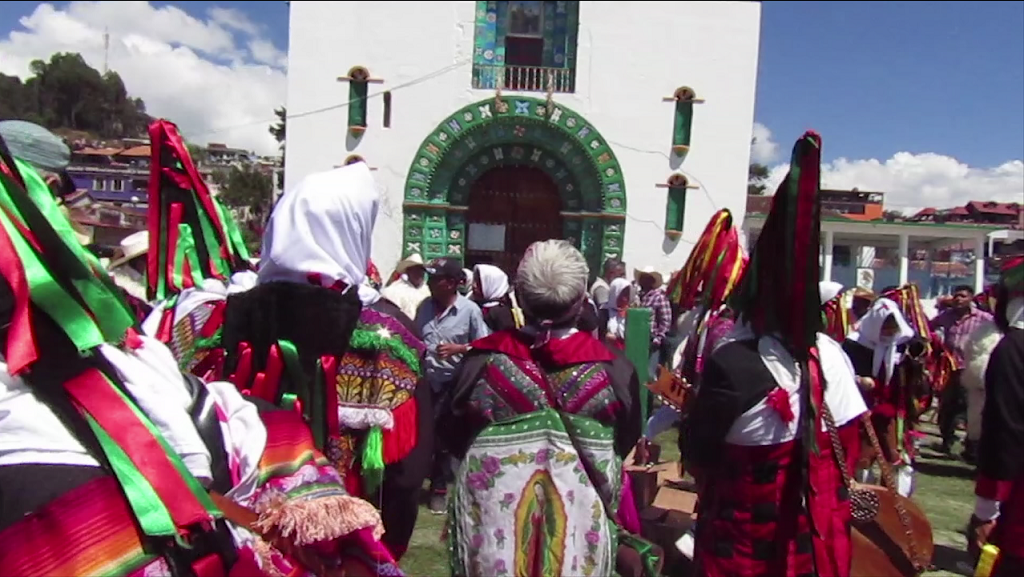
424,257,463,279
633,266,664,289
395,253,426,275
108,230,149,269
851,287,876,300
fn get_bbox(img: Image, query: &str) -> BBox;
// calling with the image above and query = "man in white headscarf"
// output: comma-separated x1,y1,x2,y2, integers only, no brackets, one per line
221,162,433,562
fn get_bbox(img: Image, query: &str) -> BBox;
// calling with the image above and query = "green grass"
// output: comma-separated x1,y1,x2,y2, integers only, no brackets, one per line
401,422,977,576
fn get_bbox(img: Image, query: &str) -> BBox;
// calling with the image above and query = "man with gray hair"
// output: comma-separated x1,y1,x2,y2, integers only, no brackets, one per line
438,240,658,577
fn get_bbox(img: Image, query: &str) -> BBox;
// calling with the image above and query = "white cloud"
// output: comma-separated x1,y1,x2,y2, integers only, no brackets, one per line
750,122,780,164
754,124,1023,215
0,1,287,155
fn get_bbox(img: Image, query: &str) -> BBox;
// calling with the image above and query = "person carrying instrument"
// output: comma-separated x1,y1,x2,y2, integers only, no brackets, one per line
842,298,921,495
968,255,1024,577
683,132,866,577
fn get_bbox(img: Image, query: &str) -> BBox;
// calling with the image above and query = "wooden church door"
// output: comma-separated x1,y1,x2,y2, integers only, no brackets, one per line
465,165,563,277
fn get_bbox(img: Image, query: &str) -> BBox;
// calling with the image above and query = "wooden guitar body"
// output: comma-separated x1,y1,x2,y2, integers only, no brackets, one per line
850,484,934,577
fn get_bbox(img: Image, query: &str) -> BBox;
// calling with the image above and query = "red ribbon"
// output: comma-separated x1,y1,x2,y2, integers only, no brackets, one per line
0,217,36,374
64,368,212,528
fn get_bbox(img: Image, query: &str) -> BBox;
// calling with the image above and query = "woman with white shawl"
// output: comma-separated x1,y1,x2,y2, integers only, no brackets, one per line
841,297,920,495
601,277,634,350
221,162,433,562
471,263,518,332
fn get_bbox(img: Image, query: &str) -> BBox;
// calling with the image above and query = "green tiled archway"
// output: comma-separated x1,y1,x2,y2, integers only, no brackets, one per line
402,96,627,273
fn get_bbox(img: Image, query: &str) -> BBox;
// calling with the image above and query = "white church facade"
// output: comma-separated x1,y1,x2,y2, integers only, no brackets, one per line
285,0,761,277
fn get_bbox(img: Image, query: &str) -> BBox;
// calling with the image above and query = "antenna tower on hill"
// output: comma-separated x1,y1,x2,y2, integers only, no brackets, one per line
103,27,110,74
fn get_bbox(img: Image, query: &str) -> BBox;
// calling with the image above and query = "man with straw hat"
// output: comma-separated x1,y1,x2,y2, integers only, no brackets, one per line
107,230,152,322
381,253,430,320
634,265,672,380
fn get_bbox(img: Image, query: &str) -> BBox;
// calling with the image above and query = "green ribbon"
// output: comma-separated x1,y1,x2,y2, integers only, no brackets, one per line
350,326,421,373
280,393,299,413
214,197,251,262
82,376,222,540
0,203,105,352
173,223,205,290
2,162,133,345
618,532,663,577
360,425,385,494
190,195,229,279
86,415,179,538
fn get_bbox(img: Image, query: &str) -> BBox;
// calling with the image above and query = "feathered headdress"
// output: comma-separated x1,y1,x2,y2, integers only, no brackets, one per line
730,131,823,355
0,136,135,375
147,120,251,301
0,130,220,539
666,209,747,313
822,293,850,343
730,131,824,455
880,284,930,339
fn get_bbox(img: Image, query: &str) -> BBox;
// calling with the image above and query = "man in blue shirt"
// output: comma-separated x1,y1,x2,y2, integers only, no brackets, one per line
415,257,491,513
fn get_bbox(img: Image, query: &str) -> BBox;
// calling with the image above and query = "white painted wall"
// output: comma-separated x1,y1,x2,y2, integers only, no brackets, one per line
286,0,761,277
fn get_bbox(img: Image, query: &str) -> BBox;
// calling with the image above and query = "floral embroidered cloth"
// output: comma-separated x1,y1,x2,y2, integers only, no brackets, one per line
450,409,620,577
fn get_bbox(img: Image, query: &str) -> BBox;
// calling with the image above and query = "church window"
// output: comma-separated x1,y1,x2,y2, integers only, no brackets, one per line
382,91,392,128
471,1,580,94
663,173,692,237
346,66,370,135
670,86,702,162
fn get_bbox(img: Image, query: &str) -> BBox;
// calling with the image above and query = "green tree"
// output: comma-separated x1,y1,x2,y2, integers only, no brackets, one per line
186,142,208,166
268,106,285,189
216,165,274,254
748,161,770,196
0,52,150,138
747,136,771,195
217,164,274,217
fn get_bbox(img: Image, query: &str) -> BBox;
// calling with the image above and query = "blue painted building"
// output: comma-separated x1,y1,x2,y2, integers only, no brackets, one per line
66,144,151,204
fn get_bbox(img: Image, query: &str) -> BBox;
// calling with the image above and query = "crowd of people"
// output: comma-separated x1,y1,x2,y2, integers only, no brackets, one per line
0,118,1021,577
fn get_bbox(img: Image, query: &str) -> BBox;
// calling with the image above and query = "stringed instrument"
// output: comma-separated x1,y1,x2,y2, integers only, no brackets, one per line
850,483,934,577
824,408,934,577
646,365,694,414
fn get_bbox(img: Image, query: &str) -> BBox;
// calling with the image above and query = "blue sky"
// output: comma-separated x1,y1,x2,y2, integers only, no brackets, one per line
758,1,1023,167
1,0,1022,172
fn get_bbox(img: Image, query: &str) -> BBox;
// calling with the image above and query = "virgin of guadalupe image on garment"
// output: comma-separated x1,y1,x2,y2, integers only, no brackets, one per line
514,471,568,576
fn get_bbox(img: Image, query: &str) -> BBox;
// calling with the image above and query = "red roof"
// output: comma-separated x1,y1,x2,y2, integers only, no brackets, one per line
967,201,1019,216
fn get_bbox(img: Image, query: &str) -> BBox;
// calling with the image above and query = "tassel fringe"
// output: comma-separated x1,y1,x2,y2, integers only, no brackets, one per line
254,492,385,546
